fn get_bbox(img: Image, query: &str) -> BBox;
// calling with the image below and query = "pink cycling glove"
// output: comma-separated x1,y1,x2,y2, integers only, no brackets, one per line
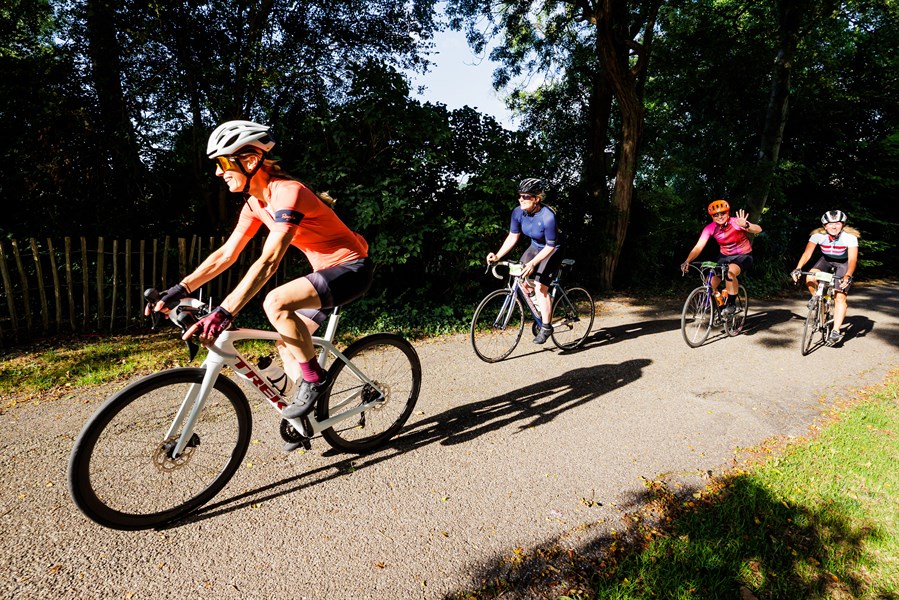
194,307,234,339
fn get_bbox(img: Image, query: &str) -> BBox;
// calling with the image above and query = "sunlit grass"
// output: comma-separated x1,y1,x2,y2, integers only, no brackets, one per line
581,373,899,598
0,330,193,403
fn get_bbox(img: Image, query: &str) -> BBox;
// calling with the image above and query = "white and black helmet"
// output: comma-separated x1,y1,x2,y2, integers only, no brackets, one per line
517,177,548,195
207,120,276,158
821,210,848,225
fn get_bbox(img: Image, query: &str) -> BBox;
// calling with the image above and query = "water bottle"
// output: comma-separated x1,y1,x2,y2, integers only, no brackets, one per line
257,356,295,398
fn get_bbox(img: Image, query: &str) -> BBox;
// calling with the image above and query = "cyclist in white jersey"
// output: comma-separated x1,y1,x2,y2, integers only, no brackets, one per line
791,210,859,345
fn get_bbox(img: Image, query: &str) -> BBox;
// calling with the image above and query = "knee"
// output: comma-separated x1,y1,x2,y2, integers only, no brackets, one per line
263,289,289,320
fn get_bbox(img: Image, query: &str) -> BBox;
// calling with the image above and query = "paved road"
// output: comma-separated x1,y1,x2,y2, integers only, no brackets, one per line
1,284,897,599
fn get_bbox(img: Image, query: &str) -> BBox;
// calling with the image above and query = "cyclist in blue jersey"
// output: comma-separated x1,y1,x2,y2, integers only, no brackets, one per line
487,178,564,344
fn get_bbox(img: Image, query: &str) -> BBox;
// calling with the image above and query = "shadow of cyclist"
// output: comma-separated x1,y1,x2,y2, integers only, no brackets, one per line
399,358,652,448
185,358,651,527
579,319,681,350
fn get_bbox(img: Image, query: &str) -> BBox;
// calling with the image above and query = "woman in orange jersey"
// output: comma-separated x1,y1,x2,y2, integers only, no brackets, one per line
149,121,372,434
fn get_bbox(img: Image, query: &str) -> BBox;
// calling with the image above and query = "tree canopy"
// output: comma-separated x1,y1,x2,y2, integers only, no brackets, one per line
1,0,896,323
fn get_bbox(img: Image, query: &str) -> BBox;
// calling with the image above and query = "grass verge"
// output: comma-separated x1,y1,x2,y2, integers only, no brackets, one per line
569,372,899,599
449,372,899,599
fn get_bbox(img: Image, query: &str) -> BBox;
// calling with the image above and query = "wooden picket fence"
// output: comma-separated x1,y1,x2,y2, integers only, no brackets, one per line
0,234,306,347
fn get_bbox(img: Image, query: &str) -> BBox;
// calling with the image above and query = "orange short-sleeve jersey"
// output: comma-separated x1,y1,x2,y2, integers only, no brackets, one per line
233,179,368,271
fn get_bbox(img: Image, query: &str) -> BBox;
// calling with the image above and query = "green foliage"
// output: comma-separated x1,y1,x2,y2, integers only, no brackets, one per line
2,0,898,333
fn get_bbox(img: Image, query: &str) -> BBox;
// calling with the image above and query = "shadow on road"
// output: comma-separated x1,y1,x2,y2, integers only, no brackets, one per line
579,318,681,350
182,359,652,528
445,473,889,599
399,358,652,448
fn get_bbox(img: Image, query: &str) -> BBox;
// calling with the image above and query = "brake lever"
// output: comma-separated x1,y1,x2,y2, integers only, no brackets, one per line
144,288,163,330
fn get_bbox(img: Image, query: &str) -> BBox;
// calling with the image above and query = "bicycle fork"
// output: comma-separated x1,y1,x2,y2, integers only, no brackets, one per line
165,361,224,458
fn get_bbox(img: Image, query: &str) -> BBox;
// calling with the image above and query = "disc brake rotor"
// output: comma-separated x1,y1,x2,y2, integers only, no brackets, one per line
152,435,198,473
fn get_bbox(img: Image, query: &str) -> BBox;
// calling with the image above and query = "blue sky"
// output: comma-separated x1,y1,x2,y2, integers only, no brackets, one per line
406,28,517,129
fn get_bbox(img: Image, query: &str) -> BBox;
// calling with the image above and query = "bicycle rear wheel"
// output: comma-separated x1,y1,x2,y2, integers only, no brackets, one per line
550,287,595,350
800,299,821,355
470,289,525,362
68,368,252,530
724,286,749,337
681,287,713,348
319,333,421,453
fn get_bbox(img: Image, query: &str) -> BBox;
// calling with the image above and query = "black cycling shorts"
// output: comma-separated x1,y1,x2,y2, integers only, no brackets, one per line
298,257,374,325
717,253,753,275
811,256,853,294
520,245,564,285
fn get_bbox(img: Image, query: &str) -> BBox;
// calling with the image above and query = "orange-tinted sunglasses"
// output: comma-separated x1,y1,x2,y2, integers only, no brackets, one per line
214,155,243,172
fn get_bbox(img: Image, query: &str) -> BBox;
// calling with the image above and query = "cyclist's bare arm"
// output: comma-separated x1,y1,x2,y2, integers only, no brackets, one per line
487,232,520,263
843,246,858,285
681,238,707,272
792,240,818,280
181,229,252,293
148,229,251,314
217,229,295,316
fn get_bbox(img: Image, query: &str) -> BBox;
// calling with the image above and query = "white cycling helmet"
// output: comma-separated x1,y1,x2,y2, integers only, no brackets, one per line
207,120,276,158
821,210,848,225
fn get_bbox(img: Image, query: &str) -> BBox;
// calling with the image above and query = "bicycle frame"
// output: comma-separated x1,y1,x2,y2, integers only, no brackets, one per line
488,260,574,330
687,261,727,316
164,307,384,458
799,270,836,330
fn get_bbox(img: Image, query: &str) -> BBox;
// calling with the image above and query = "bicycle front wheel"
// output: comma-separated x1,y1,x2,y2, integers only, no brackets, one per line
800,299,820,355
550,287,595,350
470,289,525,362
319,334,421,453
681,287,713,348
68,368,252,530
724,286,749,337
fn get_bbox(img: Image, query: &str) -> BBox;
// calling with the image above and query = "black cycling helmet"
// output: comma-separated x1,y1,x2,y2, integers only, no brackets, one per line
821,210,848,225
517,178,548,195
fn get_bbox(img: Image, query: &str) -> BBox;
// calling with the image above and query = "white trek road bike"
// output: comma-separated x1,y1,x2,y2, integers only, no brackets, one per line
68,293,421,530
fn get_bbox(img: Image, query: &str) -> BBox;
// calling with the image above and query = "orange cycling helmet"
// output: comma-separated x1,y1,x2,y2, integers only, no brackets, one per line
707,199,730,215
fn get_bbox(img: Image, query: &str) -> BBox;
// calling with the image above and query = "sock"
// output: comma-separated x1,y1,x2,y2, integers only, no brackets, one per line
299,360,325,384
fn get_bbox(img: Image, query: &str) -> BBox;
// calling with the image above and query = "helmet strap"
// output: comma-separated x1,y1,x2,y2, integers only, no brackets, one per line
236,153,265,199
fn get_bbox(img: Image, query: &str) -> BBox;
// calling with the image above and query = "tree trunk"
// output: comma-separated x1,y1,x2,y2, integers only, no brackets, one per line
85,0,146,214
746,0,807,222
590,0,660,289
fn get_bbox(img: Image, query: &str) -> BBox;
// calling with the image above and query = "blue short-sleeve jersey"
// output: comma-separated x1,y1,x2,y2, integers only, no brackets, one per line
510,205,562,250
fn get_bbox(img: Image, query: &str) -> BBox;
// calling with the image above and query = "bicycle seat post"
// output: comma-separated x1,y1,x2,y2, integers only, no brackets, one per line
316,307,342,369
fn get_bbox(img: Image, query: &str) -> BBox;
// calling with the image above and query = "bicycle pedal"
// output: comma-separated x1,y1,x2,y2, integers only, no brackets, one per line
282,438,312,453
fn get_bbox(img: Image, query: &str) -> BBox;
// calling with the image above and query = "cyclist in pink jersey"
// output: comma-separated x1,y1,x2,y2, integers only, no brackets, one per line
147,121,372,437
791,210,859,345
680,200,763,315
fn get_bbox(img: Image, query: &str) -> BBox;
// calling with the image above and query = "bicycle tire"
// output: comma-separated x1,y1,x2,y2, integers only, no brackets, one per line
681,287,713,348
550,287,595,350
800,299,820,355
318,333,421,453
68,368,252,530
470,289,525,363
724,286,749,337
821,298,834,343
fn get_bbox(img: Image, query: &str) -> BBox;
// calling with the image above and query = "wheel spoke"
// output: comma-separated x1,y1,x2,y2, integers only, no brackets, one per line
319,335,421,453
470,290,525,362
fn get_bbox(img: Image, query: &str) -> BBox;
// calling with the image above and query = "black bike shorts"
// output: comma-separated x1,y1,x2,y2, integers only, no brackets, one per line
717,253,753,275
811,256,853,294
298,257,374,325
520,245,564,285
